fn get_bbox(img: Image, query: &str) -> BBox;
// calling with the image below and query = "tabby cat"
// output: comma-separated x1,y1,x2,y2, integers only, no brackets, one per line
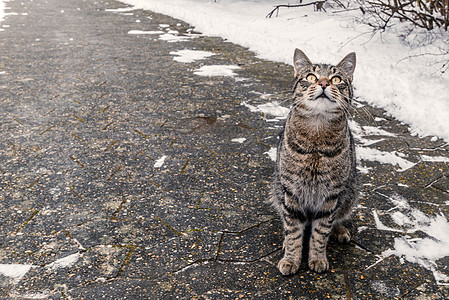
271,49,358,275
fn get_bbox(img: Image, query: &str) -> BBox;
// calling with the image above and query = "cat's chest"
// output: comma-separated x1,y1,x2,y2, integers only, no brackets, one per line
280,150,332,180
278,127,350,190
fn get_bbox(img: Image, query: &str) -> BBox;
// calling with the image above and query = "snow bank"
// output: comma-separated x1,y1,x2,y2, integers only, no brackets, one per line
119,0,449,142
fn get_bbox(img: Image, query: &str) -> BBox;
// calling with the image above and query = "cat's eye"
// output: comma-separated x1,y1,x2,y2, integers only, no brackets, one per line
331,76,342,84
306,74,317,83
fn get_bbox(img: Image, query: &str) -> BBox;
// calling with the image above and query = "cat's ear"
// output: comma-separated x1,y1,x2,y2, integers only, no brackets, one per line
293,49,312,77
337,52,356,80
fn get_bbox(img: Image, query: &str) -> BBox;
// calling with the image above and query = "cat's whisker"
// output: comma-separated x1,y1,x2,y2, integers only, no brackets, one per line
334,93,373,124
339,94,374,123
337,101,352,120
349,104,375,124
356,105,375,123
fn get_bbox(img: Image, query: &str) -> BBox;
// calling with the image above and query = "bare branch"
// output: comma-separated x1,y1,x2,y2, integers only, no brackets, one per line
359,0,449,31
266,1,328,18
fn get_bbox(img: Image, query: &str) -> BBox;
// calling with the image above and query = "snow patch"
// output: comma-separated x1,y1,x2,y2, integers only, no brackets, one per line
105,7,135,13
154,155,167,168
357,165,372,174
421,155,449,163
383,213,449,285
45,252,80,270
0,264,34,284
361,126,396,137
159,33,192,42
356,146,415,172
264,147,277,162
372,192,449,285
128,30,164,35
170,49,215,63
231,138,246,143
388,193,411,210
9,291,51,299
372,210,402,233
349,120,395,141
193,65,240,77
242,101,289,119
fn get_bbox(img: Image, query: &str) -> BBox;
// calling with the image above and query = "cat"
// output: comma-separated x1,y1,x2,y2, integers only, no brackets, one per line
271,49,358,275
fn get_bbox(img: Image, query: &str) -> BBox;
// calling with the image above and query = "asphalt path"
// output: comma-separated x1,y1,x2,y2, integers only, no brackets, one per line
0,0,448,298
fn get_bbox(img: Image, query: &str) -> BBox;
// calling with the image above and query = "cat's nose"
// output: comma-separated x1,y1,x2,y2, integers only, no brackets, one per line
319,78,330,89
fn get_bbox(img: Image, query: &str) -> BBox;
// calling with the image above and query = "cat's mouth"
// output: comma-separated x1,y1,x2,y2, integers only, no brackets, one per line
314,93,335,102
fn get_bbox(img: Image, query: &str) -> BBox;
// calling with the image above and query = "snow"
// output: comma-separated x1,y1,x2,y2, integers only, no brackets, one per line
154,155,167,168
104,7,135,13
264,147,277,162
383,212,449,285
0,264,34,284
388,194,411,210
372,210,402,233
370,192,449,285
118,0,449,142
421,155,449,163
193,65,240,77
9,291,51,299
360,126,396,137
128,30,164,35
231,138,246,143
45,253,80,270
356,147,415,172
170,49,215,63
159,33,193,42
346,120,416,172
242,101,289,119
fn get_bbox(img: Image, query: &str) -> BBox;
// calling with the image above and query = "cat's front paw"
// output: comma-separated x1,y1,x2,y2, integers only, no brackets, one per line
278,258,300,276
308,257,329,273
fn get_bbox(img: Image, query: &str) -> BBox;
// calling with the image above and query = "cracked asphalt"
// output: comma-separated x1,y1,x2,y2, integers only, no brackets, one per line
0,0,448,299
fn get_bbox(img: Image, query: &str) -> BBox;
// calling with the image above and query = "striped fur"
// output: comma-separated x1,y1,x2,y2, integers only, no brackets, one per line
271,49,358,275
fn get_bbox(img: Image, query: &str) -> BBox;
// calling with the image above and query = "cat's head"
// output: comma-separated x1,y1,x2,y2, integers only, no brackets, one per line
292,49,356,116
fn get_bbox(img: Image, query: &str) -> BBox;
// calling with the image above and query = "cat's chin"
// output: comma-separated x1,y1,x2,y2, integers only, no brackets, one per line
305,98,339,116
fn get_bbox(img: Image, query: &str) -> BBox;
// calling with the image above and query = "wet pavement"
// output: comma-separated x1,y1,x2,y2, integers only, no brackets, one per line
0,0,448,298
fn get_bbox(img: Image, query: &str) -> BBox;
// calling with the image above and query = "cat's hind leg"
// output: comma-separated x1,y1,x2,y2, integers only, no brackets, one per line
331,223,351,244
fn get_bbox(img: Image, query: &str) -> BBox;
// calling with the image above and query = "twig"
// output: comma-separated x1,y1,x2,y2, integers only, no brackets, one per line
266,1,328,18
